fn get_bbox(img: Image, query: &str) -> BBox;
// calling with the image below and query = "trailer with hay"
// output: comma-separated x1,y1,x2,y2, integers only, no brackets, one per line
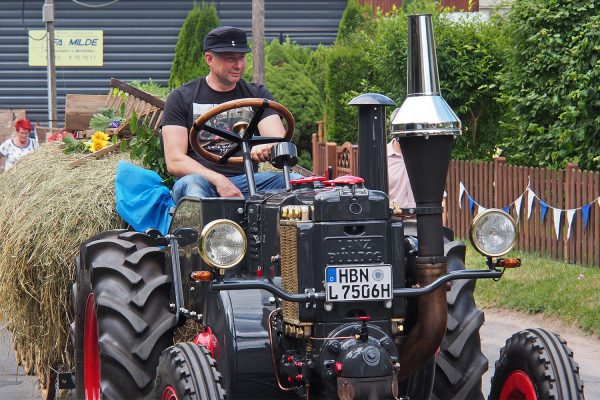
0,14,585,400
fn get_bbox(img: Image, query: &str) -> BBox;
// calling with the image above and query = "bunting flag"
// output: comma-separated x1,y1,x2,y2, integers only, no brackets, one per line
582,204,591,232
527,188,535,220
566,209,576,240
552,208,562,239
540,200,548,222
515,194,524,221
458,182,598,243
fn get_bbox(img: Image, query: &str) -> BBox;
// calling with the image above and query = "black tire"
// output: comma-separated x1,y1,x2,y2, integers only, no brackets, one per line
73,230,177,399
155,342,226,400
433,242,488,400
489,328,584,400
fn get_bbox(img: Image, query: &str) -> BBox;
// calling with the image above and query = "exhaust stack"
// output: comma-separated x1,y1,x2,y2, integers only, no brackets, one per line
391,14,461,381
390,14,460,256
348,93,396,194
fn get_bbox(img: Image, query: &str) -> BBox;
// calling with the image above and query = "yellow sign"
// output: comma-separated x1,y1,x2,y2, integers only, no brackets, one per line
28,30,103,67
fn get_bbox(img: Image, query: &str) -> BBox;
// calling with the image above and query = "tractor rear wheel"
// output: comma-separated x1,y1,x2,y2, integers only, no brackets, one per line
489,328,584,400
73,230,176,399
432,243,487,400
155,342,226,400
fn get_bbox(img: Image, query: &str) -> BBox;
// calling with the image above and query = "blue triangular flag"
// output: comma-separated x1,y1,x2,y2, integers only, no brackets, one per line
468,195,475,214
582,204,591,232
540,200,548,222
502,206,510,214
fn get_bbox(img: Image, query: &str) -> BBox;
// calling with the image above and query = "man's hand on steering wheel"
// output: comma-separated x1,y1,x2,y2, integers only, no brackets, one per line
250,143,274,162
189,98,295,165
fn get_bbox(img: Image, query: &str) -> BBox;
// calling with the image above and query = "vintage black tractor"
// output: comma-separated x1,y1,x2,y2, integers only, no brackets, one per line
69,14,584,400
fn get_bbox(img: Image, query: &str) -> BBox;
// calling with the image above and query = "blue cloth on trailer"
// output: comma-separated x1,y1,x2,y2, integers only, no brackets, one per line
115,161,175,235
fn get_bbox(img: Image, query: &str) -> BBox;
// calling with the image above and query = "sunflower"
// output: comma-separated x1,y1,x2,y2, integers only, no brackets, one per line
90,131,111,152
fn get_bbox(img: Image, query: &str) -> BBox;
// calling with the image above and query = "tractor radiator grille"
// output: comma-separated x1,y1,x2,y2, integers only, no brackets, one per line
280,221,299,325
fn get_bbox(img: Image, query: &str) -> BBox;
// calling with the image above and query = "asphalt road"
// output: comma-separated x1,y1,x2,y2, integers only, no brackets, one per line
1,309,598,399
0,322,41,399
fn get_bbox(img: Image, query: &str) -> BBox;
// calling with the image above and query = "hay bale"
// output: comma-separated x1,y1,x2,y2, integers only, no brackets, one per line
0,143,128,380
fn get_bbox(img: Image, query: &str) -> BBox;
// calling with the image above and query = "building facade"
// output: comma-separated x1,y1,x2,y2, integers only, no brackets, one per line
0,0,347,125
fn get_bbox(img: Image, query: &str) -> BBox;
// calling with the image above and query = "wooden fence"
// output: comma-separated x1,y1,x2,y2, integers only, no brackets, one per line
312,131,600,267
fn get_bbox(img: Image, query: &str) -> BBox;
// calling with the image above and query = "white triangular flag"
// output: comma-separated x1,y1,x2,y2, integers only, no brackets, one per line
459,182,465,209
476,205,486,216
597,197,600,207
552,208,562,240
566,209,576,240
515,194,524,223
527,189,535,220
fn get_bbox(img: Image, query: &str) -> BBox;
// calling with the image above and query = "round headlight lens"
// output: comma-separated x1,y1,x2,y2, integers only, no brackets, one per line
200,220,246,269
469,209,516,257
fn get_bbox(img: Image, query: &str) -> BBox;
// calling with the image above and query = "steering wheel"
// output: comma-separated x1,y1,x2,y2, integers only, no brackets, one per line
189,98,295,165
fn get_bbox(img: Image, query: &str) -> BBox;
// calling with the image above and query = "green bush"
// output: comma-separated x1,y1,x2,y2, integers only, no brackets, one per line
168,3,220,89
263,40,323,166
336,0,373,45
324,46,371,144
499,0,600,170
306,45,330,100
129,79,170,100
350,3,507,159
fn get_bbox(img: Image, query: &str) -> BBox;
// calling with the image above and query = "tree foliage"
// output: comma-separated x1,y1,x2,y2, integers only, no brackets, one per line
324,1,507,160
336,0,373,45
499,0,600,170
168,3,220,89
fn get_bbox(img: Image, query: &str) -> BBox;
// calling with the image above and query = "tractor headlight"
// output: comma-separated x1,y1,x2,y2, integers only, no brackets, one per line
469,209,516,257
200,219,246,269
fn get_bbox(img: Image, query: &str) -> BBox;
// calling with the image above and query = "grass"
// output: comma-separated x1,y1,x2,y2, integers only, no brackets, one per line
465,243,600,338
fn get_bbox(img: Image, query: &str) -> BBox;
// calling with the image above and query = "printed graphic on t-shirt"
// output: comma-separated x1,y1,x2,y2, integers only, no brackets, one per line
192,103,254,156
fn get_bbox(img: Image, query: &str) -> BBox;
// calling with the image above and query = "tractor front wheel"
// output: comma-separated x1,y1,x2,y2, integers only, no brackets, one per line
155,342,226,400
73,230,176,399
489,328,584,400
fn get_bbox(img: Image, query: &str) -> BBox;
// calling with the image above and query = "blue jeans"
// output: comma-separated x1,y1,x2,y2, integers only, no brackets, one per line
172,172,302,203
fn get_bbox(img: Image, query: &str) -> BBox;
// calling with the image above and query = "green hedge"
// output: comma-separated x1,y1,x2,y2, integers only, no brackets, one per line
345,3,507,159
324,46,371,144
499,0,600,170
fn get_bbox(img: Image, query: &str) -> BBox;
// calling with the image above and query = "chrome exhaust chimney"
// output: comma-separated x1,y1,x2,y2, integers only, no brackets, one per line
390,14,461,257
391,14,461,381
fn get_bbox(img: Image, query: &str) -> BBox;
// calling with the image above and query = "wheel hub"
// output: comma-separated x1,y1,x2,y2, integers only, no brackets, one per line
162,385,178,400
500,370,536,400
83,293,101,400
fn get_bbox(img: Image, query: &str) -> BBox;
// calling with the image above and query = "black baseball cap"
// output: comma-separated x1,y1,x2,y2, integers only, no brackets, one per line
204,26,251,53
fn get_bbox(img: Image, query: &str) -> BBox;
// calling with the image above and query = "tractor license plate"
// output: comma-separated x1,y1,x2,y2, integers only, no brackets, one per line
325,265,392,302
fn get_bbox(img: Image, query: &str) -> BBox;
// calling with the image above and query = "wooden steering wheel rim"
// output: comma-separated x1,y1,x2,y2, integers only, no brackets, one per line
189,98,295,165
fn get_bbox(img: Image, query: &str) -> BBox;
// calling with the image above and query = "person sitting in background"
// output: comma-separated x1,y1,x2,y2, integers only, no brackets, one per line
387,137,447,225
0,118,39,172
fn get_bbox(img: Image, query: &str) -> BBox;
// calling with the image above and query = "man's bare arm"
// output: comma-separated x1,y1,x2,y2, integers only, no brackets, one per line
162,125,242,197
251,114,287,162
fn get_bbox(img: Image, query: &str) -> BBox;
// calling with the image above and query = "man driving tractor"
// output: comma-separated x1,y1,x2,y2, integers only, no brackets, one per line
161,26,299,202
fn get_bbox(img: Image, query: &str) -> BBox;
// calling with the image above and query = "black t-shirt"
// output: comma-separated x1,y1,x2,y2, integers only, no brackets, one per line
160,77,277,177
